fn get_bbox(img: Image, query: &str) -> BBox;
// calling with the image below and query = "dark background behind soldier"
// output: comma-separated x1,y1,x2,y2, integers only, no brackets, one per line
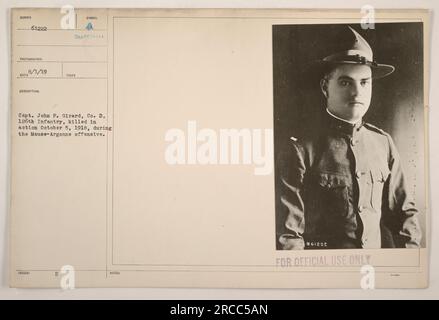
273,23,426,248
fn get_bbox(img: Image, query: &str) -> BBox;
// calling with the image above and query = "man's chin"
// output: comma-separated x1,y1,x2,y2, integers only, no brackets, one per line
328,106,366,123
339,113,363,123
345,107,367,121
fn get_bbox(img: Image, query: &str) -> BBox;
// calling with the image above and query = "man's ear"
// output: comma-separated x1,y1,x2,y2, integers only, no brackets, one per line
320,78,328,98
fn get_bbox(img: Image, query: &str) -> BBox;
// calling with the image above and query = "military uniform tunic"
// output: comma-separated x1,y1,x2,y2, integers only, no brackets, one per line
278,112,421,249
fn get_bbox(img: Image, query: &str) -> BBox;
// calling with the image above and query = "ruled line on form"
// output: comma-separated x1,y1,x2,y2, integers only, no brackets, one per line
16,44,108,47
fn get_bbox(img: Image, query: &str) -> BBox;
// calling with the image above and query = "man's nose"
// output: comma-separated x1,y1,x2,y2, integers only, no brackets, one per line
350,81,361,98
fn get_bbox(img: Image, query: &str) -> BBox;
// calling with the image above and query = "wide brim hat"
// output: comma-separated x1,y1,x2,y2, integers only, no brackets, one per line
309,26,395,79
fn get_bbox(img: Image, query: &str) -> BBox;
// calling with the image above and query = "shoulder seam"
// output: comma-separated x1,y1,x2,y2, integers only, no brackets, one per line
363,122,388,136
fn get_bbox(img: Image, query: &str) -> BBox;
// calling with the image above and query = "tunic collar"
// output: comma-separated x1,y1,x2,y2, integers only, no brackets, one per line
325,108,364,136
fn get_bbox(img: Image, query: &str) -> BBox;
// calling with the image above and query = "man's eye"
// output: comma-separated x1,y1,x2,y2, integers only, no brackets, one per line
340,80,350,86
361,81,370,86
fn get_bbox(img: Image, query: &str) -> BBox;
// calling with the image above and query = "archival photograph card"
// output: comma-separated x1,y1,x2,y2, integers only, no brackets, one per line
10,8,429,288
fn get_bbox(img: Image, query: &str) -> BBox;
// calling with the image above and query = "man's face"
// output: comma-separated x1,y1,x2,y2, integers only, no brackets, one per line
321,64,372,123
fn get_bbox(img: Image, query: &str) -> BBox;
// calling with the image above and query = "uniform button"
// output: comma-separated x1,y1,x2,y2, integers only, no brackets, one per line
358,205,364,213
350,138,356,146
356,171,362,179
363,238,368,245
350,138,359,146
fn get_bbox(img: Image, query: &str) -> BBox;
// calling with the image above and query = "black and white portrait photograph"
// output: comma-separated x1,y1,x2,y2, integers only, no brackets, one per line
274,23,426,250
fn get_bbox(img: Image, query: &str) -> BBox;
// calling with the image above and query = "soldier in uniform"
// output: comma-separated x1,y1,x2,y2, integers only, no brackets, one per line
277,26,422,250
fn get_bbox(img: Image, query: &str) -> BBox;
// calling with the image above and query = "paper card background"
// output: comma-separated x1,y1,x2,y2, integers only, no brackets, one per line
1,0,438,298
